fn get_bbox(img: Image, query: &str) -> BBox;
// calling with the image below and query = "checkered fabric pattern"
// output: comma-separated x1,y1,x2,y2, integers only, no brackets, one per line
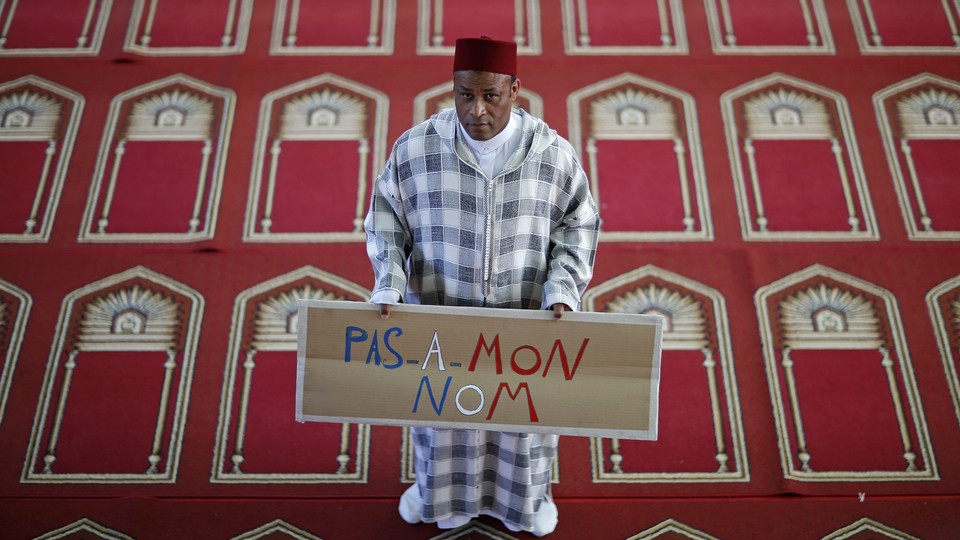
364,108,600,311
411,428,558,530
364,108,599,530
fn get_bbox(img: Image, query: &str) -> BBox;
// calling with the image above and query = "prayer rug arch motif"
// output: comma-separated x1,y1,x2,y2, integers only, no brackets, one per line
0,276,31,428
0,0,113,57
416,0,543,56
33,518,134,540
583,265,747,483
270,0,397,56
427,520,519,540
702,0,834,55
122,0,254,56
413,80,544,125
0,75,84,243
227,519,321,540
568,73,712,241
212,265,372,483
873,72,960,240
243,73,389,243
78,73,236,243
846,0,960,55
721,73,878,241
22,265,203,484
559,0,689,55
755,264,936,482
626,518,720,540
820,517,921,540
926,273,960,430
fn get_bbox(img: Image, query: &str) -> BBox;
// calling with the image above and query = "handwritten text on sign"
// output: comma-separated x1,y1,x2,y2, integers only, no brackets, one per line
296,300,663,439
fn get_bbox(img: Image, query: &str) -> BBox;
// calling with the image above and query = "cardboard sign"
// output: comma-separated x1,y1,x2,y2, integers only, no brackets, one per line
296,300,663,439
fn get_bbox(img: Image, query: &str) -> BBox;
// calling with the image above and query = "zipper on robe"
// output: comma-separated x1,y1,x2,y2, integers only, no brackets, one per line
483,175,494,301
481,160,526,305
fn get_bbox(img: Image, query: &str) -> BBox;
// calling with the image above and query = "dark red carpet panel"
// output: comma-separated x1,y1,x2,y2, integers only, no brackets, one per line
1,1,959,538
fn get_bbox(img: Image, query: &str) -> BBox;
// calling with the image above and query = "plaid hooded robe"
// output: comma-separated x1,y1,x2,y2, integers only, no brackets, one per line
364,108,600,530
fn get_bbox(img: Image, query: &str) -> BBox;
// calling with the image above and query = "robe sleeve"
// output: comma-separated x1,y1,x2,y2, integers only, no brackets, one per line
542,151,601,311
364,142,411,303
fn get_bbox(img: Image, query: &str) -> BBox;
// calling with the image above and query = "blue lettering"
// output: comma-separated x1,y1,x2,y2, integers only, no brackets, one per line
344,326,368,362
365,329,381,365
412,375,452,416
382,327,404,369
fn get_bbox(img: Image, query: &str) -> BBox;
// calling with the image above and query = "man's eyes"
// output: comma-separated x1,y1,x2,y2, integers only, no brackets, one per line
459,93,500,100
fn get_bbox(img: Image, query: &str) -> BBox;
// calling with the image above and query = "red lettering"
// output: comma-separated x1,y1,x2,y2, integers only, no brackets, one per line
510,345,541,375
541,338,590,380
486,382,539,422
468,334,502,374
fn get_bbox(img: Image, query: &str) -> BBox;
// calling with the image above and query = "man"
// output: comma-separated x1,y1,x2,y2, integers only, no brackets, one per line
363,36,600,536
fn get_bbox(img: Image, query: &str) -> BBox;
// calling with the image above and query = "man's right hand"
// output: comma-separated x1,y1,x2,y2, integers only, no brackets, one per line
379,304,392,320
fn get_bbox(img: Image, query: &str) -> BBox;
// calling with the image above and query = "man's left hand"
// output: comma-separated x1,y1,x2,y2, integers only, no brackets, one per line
551,303,571,321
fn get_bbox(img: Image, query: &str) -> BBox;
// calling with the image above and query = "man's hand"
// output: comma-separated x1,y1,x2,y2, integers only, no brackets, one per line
379,304,392,320
551,303,571,321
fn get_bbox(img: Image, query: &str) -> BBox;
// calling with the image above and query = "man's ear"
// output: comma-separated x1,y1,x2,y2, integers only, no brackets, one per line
510,78,521,101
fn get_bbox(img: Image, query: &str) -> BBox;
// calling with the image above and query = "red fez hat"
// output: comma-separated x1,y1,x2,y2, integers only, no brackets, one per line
453,36,517,77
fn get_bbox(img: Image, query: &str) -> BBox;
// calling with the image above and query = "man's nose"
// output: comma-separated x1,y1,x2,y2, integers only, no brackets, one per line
471,99,486,117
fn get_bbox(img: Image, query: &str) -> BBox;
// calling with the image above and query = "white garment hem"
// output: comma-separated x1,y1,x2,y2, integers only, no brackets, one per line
398,484,422,524
399,484,558,537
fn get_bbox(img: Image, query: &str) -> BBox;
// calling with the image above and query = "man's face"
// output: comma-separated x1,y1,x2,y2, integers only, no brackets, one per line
453,71,520,141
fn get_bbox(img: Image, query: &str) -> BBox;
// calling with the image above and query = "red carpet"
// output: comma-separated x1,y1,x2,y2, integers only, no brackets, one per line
1,1,959,538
